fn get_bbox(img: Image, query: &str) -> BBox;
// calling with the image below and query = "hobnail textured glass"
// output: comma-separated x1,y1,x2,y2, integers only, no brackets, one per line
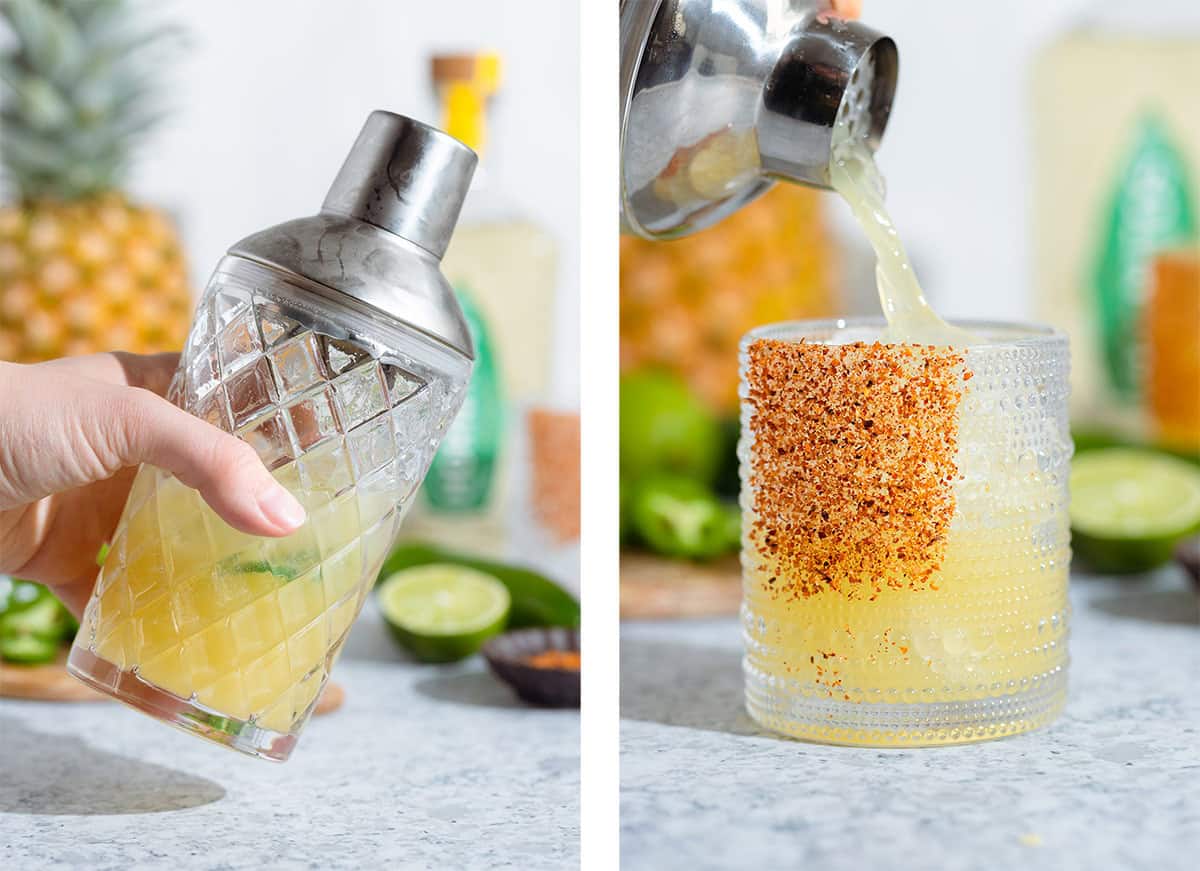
739,319,1071,747
67,260,470,760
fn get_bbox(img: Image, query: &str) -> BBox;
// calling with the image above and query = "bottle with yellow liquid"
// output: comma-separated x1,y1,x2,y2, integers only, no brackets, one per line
402,52,558,556
67,112,477,761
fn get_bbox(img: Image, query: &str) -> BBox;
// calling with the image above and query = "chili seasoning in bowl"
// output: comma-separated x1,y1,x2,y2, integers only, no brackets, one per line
483,627,580,708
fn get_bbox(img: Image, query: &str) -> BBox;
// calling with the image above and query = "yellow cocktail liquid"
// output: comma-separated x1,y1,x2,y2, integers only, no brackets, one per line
742,377,1071,744
83,457,399,735
828,118,975,348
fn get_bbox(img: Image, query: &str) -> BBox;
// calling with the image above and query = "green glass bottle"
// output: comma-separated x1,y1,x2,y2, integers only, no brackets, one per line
423,288,504,510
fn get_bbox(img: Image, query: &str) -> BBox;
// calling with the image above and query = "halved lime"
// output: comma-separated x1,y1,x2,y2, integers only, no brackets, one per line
0,634,58,664
377,564,510,663
1070,448,1200,574
379,544,579,629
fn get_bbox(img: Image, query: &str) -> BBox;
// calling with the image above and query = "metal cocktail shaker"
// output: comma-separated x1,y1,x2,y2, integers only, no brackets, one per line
620,0,899,238
68,111,477,761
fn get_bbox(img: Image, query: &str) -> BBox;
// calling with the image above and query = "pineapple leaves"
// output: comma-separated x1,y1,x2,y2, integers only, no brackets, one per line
0,0,186,199
2,0,83,80
0,58,28,98
4,69,71,129
0,107,71,166
0,105,123,198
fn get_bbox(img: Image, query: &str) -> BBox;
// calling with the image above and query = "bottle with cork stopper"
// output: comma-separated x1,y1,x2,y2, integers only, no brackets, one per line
402,53,559,557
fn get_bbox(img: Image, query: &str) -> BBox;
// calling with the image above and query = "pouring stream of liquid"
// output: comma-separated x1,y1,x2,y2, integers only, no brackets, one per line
830,122,977,347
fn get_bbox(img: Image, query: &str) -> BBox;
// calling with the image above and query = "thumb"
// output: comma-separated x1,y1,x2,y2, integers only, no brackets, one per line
98,386,307,537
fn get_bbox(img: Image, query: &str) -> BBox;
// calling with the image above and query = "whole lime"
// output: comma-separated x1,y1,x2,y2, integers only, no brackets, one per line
620,370,722,484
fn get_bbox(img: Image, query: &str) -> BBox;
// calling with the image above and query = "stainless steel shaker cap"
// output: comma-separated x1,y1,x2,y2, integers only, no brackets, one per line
322,112,476,259
230,111,478,358
619,0,898,239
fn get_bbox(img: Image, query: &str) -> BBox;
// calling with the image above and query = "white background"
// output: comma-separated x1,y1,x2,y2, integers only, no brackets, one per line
131,0,580,402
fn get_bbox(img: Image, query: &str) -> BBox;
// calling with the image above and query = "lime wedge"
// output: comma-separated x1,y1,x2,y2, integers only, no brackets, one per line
377,564,510,663
1070,448,1200,573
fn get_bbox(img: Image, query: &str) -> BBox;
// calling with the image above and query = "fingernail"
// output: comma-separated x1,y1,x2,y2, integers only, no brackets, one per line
258,484,306,532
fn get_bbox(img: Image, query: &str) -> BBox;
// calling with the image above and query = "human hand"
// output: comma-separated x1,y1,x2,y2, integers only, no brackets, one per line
0,352,306,616
832,0,863,18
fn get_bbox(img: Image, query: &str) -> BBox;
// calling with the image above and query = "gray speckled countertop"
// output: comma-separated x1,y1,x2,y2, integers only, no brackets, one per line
621,570,1200,870
0,601,578,870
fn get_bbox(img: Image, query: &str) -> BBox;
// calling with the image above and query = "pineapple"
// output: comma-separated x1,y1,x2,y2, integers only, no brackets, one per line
620,184,836,413
0,0,191,363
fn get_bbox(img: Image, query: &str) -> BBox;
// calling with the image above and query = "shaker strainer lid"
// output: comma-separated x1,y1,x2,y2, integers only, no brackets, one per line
229,111,478,358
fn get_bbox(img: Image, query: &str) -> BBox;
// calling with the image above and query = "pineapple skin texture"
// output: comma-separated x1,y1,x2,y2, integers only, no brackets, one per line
0,193,192,363
620,184,836,414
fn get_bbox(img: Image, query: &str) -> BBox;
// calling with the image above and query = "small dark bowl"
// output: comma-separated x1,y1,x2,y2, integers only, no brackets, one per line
1178,537,1200,594
482,627,580,708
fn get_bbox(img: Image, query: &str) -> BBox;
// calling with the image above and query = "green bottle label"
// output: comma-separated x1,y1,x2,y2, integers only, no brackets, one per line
1093,114,1197,398
424,286,504,512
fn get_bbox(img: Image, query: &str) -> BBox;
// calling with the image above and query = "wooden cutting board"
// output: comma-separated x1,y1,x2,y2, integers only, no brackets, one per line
620,550,742,619
0,651,345,715
0,651,101,701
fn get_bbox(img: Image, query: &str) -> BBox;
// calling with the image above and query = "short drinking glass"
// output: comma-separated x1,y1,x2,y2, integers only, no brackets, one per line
739,319,1071,746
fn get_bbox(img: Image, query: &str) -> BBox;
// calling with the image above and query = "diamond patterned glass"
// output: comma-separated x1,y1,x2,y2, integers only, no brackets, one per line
68,264,471,760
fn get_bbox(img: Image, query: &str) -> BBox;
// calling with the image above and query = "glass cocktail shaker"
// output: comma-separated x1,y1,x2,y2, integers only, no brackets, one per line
67,111,477,761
